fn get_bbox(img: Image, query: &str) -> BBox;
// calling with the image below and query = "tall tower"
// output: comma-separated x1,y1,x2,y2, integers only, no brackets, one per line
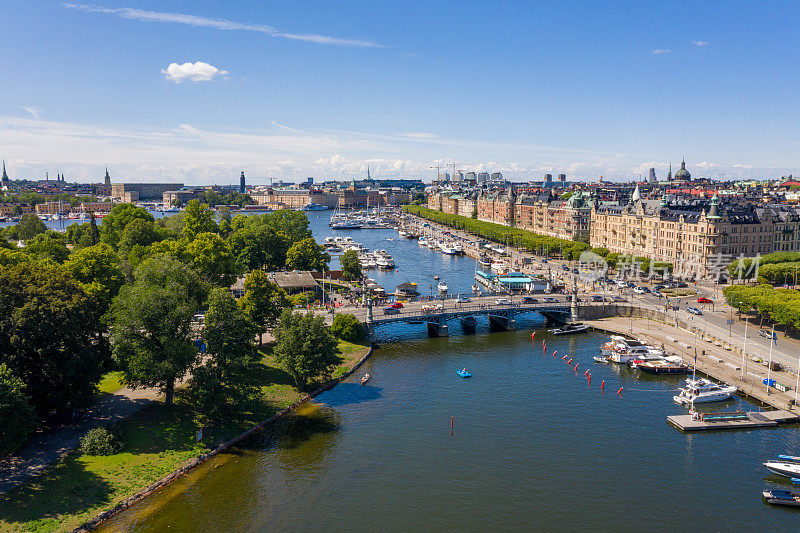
667,162,672,181
366,165,371,181
239,170,246,194
1,159,9,188
104,167,111,186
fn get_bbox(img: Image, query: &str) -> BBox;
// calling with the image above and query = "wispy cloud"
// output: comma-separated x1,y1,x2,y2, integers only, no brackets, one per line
692,40,709,46
398,132,435,139
21,106,42,119
63,3,384,48
162,61,228,83
652,48,671,55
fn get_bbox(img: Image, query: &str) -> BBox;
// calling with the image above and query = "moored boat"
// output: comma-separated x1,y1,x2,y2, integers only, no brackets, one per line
762,489,800,507
764,456,800,478
548,323,590,335
437,281,448,293
636,359,690,374
673,377,737,405
361,373,370,385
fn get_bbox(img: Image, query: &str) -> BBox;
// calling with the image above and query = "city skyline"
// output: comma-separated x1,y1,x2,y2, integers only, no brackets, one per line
2,2,799,183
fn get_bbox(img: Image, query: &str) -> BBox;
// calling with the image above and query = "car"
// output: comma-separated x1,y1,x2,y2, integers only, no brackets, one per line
543,296,559,303
495,298,512,305
541,259,548,263
676,281,688,288
758,329,777,339
572,268,579,274
652,290,663,298
612,296,627,302
389,302,404,309
633,287,646,294
641,287,651,293
591,295,603,302
383,307,400,315
697,297,712,304
562,265,570,271
522,296,539,304
456,296,472,303
653,284,667,291
626,281,636,288
687,306,702,315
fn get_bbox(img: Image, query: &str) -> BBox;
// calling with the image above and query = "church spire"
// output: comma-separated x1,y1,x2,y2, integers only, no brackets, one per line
367,165,371,180
2,159,8,181
667,161,672,181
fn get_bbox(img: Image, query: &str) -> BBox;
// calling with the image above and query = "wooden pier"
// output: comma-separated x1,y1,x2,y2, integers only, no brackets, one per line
667,410,799,432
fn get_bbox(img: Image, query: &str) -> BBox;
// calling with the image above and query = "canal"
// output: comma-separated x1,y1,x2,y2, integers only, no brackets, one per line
96,211,800,531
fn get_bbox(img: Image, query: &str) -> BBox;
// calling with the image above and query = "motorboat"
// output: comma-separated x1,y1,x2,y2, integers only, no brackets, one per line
438,281,448,293
452,242,463,254
376,255,395,270
398,229,408,238
593,356,612,363
457,369,472,378
440,242,457,255
673,377,737,405
548,323,590,335
478,254,492,268
602,336,665,364
395,282,420,298
491,260,507,272
304,202,329,211
361,373,371,385
762,489,800,507
418,237,428,247
427,240,439,250
764,456,800,478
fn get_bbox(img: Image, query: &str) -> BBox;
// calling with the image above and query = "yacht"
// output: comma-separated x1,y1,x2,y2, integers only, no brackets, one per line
491,259,507,272
478,254,492,268
304,202,329,211
673,378,737,405
376,255,395,270
452,242,463,255
440,242,457,255
398,229,408,238
418,236,428,247
427,240,439,250
764,456,800,478
437,281,448,293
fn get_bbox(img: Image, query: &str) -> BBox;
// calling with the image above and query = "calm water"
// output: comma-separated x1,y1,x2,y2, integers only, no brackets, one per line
84,211,800,530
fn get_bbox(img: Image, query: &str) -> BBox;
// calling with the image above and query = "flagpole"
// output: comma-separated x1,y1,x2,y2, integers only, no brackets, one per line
766,325,775,394
740,317,748,380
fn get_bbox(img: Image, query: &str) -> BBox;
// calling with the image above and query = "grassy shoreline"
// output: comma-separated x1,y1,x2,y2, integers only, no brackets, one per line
0,339,370,533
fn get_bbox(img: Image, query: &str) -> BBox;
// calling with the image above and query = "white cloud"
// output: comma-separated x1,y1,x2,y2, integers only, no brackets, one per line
21,106,42,119
692,40,709,46
0,115,794,183
398,132,435,139
162,61,228,83
652,49,671,55
64,3,383,48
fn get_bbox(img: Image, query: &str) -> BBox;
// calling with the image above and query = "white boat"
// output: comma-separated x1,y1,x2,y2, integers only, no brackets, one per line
304,202,329,211
452,242,463,254
491,260,507,272
437,281,448,293
548,323,590,335
764,456,800,478
418,237,428,247
673,378,737,405
427,240,438,250
375,256,395,270
440,242,457,255
398,229,408,237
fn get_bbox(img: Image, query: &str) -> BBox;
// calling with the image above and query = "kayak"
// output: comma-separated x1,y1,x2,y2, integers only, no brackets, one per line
457,369,472,378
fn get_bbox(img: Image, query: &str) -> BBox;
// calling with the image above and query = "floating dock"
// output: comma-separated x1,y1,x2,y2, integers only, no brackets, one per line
667,410,799,432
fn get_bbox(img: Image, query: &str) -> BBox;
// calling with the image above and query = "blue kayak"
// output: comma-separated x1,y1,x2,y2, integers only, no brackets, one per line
457,369,472,378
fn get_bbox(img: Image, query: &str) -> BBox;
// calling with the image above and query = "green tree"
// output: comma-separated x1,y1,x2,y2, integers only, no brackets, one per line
182,200,218,241
0,262,106,415
117,217,164,265
239,269,289,346
285,237,330,271
471,207,478,219
23,231,70,263
228,226,291,272
16,214,46,241
330,314,364,342
190,288,258,420
111,256,206,405
186,232,237,287
0,364,36,457
62,243,126,318
100,203,154,248
218,206,232,238
273,310,341,389
340,249,362,281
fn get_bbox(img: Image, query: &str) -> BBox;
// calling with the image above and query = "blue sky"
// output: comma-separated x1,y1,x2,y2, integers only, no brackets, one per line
1,1,798,184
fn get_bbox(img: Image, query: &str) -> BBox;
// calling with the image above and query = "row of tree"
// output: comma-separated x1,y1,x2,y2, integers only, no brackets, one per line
723,284,800,331
402,205,591,260
0,201,344,457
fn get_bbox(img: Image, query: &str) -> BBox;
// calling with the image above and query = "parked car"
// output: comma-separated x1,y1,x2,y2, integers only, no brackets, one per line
383,307,400,315
591,295,604,302
541,259,548,264
687,306,702,315
641,287,651,293
522,296,538,304
633,287,646,294
495,298,512,305
562,265,570,271
653,285,667,291
612,296,627,302
758,329,777,339
652,290,663,298
697,297,712,304
676,281,688,288
389,302,404,309
543,296,559,303
456,296,472,303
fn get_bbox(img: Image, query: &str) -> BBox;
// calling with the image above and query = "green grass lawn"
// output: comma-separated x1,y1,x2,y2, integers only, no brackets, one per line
0,340,370,533
95,371,125,398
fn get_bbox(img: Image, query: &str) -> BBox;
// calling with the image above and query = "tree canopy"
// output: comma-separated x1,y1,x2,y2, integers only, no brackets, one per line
273,310,341,389
286,237,330,272
340,249,362,281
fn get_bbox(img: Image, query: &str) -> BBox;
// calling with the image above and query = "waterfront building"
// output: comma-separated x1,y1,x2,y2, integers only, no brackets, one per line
0,203,32,216
514,191,592,242
112,182,183,203
477,188,515,226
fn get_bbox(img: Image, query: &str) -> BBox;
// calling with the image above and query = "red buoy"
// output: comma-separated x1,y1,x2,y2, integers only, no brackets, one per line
587,374,592,386
531,332,535,341
617,387,623,396
574,363,579,372
451,415,454,436
584,369,589,376
601,380,605,393
566,358,572,365
562,354,567,360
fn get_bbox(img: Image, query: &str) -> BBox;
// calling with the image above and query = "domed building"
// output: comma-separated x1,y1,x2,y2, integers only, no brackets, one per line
674,158,691,181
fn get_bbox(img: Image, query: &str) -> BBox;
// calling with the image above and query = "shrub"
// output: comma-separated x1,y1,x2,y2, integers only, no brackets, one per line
331,313,365,342
79,426,123,456
0,364,36,457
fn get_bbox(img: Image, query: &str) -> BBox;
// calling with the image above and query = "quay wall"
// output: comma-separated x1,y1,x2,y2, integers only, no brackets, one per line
581,305,800,414
76,345,374,532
